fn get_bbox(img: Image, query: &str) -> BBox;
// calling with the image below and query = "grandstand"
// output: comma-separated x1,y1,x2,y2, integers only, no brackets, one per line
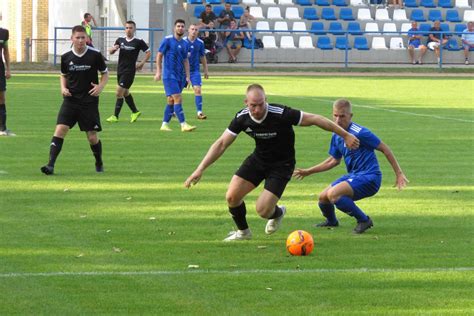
185,0,474,64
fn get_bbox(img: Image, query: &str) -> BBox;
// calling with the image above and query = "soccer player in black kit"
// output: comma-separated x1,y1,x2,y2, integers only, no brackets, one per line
40,25,109,175
184,84,360,241
0,27,13,136
106,21,151,123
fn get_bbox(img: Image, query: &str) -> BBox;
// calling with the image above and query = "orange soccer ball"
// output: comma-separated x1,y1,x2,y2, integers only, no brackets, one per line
286,230,314,256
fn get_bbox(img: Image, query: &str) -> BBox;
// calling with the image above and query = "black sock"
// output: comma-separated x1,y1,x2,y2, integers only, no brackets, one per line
229,202,249,230
48,136,64,167
114,98,124,117
268,205,283,219
0,104,6,131
124,94,138,113
90,140,103,166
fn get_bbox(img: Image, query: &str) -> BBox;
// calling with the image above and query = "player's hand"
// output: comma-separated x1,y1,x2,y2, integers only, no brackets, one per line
204,72,209,79
62,88,72,97
184,170,203,188
88,82,103,96
344,134,360,150
154,73,161,81
394,173,409,191
292,168,310,180
5,70,11,79
136,63,144,71
186,77,191,88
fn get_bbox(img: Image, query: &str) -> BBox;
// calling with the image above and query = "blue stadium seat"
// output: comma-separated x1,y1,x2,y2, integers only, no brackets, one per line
335,37,351,49
446,10,462,22
193,5,205,18
188,0,202,4
445,38,460,50
322,8,337,20
339,8,355,20
297,0,313,4
226,0,240,4
333,0,348,6
438,0,454,7
303,8,319,20
311,22,326,34
454,23,466,36
404,0,419,7
316,0,331,6
420,0,436,7
347,22,363,35
440,23,450,35
419,23,432,35
354,36,369,50
317,36,333,49
233,6,244,19
213,5,224,16
411,9,426,21
206,0,221,4
428,10,443,21
329,22,344,34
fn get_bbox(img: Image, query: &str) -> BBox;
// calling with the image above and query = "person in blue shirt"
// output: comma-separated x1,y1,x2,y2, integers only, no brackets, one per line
154,19,196,132
184,24,209,120
293,99,409,234
407,21,427,65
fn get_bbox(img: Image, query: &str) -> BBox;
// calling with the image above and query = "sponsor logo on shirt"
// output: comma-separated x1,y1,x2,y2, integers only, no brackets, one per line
68,61,92,72
253,132,277,139
120,43,136,51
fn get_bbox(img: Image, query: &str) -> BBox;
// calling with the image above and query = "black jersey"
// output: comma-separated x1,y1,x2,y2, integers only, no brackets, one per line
114,37,149,74
0,28,9,67
227,103,302,164
60,46,108,103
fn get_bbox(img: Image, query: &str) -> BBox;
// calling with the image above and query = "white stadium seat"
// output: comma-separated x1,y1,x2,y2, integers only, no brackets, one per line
455,0,470,7
393,9,408,21
390,37,406,49
463,10,474,21
256,21,271,33
292,21,307,33
261,0,276,4
274,21,289,34
372,37,388,49
250,7,264,19
278,0,294,4
400,23,411,34
285,7,301,19
298,36,314,48
243,0,258,4
262,35,278,48
375,9,391,21
358,8,373,20
365,22,380,35
280,36,296,48
351,0,366,6
267,7,283,19
383,23,397,34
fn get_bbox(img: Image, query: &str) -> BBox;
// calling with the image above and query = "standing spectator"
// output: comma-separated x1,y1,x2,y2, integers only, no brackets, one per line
225,20,244,63
461,22,474,65
427,20,448,64
239,7,255,41
81,13,98,47
0,27,13,136
198,4,217,30
407,21,427,65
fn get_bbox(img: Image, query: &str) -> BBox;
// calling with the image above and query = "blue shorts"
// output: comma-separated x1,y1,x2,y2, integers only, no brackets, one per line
163,79,186,97
332,173,382,201
190,71,202,87
409,40,422,48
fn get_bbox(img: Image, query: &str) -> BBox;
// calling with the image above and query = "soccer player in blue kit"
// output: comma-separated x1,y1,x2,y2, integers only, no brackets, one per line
293,99,409,234
184,24,209,120
154,19,196,132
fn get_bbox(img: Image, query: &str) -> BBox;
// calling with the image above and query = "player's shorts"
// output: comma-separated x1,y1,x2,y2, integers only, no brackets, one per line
332,173,382,201
235,154,294,199
57,98,102,132
190,71,202,87
408,40,422,48
427,42,440,50
0,64,6,92
163,78,186,96
117,72,135,89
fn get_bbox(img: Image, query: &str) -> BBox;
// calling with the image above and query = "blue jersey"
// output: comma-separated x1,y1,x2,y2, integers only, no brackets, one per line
158,35,188,81
329,122,381,175
184,37,205,74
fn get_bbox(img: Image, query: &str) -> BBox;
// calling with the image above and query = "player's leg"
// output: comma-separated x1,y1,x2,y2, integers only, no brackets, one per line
79,101,103,172
161,95,174,131
122,73,141,122
191,72,206,119
172,91,196,132
314,185,339,227
107,79,126,122
0,72,14,136
86,131,103,172
40,124,70,175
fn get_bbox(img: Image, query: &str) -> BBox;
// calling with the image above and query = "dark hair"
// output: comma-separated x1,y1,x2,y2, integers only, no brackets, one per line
72,25,87,34
174,19,185,26
84,13,91,19
125,20,136,27
206,4,212,8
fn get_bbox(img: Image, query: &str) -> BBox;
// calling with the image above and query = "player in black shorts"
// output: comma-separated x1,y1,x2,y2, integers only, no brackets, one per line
40,25,109,175
0,27,13,136
184,84,360,241
106,21,151,123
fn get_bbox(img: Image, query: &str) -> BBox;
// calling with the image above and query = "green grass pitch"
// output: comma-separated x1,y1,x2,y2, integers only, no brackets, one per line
0,74,473,314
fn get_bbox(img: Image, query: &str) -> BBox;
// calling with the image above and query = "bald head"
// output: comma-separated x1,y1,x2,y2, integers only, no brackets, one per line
245,84,267,120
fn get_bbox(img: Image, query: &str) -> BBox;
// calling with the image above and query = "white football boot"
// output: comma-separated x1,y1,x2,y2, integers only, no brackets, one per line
265,205,286,235
223,228,252,241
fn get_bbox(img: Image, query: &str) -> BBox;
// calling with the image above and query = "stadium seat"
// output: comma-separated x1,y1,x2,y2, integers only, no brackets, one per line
285,7,301,19
454,23,466,36
317,36,333,49
445,37,461,50
357,8,373,21
411,9,426,22
262,35,278,48
261,0,276,4
213,5,224,16
383,23,397,35
420,0,436,7
440,23,451,35
193,5,205,18
438,0,453,7
226,0,240,3
280,36,296,48
333,0,349,6
404,0,419,7
249,7,264,19
393,9,408,21
188,0,202,4
348,22,363,35
316,0,331,5
233,6,244,19
311,22,326,34
278,0,294,4
365,22,380,35
375,9,391,21
340,8,355,20
256,21,271,33
372,37,388,49
329,22,344,34
350,0,366,5
464,10,474,22
419,23,432,35
354,36,369,49
206,0,221,4
293,21,308,33
298,36,314,48
322,8,337,20
428,10,443,21
304,8,319,20
400,23,412,34
267,7,283,19
297,0,313,5
455,0,470,7
274,21,289,34
243,0,258,4
389,37,405,49
335,37,351,49
446,10,462,22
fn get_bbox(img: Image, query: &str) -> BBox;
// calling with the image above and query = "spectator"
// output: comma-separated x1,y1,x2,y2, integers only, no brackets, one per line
200,21,222,62
461,21,474,65
407,21,427,65
239,7,255,41
217,3,235,29
198,4,217,29
81,13,98,47
427,20,448,64
225,20,244,63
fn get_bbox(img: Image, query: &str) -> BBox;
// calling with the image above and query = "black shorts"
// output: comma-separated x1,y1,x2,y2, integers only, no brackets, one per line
0,65,6,92
56,98,102,132
235,154,294,198
117,72,136,89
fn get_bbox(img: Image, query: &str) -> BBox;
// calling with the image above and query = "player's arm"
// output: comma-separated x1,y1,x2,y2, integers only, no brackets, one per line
200,55,209,79
184,59,191,84
3,42,10,79
109,42,119,54
299,112,359,150
376,141,409,190
293,156,341,180
136,50,151,71
60,74,71,97
184,130,237,188
89,70,109,97
154,52,163,81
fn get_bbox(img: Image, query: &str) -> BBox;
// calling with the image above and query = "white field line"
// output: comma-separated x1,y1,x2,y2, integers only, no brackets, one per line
1,267,473,278
267,94,474,124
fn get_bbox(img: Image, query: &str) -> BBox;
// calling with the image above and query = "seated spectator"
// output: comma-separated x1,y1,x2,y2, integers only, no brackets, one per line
218,2,235,42
407,21,427,64
461,21,474,65
225,20,244,63
239,7,255,41
200,21,224,53
427,20,448,64
198,4,217,29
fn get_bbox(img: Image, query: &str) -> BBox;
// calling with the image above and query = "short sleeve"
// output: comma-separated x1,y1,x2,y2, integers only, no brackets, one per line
181,42,189,60
227,115,244,135
281,106,302,126
328,135,342,159
199,41,205,57
140,39,150,52
60,55,68,75
158,38,168,54
358,128,381,150
96,52,108,73
114,38,120,46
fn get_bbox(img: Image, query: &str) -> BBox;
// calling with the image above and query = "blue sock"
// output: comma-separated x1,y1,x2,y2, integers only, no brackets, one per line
169,104,174,115
334,196,369,223
174,104,185,123
318,203,338,224
195,95,203,113
163,105,173,123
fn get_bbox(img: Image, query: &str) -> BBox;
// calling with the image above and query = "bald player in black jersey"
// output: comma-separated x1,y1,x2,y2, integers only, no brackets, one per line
185,84,360,241
41,25,109,175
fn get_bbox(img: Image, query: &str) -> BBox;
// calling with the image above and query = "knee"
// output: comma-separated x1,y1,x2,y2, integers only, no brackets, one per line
255,203,273,219
326,189,340,204
318,191,330,204
226,193,241,208
173,96,182,104
87,133,98,144
167,96,174,105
